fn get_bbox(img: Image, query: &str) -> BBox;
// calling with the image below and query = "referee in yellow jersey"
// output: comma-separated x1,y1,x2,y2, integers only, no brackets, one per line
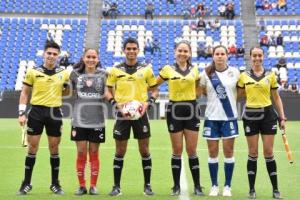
237,47,286,199
156,40,203,196
17,42,70,195
106,38,158,196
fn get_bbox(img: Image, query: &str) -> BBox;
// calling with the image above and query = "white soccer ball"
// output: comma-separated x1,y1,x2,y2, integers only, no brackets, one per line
122,100,143,120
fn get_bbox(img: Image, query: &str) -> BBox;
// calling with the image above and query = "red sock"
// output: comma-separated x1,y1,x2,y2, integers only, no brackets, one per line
89,151,99,187
76,153,87,187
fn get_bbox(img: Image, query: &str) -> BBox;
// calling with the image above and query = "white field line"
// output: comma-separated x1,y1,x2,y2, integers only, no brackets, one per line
180,158,190,200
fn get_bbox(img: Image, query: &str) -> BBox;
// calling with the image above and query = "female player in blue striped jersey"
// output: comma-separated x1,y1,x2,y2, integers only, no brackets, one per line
199,45,240,197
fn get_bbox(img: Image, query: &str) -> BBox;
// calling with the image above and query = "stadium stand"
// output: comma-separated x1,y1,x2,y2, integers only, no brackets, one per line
104,0,241,17
0,17,87,90
0,0,89,14
255,0,300,16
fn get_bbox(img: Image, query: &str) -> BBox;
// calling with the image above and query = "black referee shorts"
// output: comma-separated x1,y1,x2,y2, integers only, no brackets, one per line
166,100,201,133
27,105,63,137
113,112,150,140
242,105,278,136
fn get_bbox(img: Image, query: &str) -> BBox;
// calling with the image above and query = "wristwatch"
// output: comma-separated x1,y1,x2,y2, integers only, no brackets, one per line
18,110,26,116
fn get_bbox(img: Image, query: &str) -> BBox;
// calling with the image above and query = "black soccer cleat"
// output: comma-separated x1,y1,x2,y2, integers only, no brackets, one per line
74,186,87,195
109,185,122,196
171,185,181,196
89,186,99,195
248,189,256,199
16,181,32,195
273,189,283,199
144,184,154,196
50,182,64,195
194,185,204,196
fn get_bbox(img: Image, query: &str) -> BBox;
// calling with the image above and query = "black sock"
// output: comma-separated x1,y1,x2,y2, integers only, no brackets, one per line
50,154,60,184
171,155,181,187
24,153,36,184
142,155,152,185
113,155,124,187
265,156,278,191
189,155,200,187
247,155,257,191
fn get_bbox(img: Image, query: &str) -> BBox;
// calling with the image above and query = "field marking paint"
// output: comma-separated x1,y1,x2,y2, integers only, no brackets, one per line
180,158,190,200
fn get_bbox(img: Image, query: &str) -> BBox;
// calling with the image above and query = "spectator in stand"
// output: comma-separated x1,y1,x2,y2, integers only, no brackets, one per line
289,83,299,93
228,44,237,57
218,3,226,17
144,38,153,55
59,53,73,67
109,2,118,19
277,0,287,11
237,46,245,57
209,19,221,30
152,39,161,54
167,0,175,4
197,17,206,31
262,0,272,10
269,35,277,47
225,2,235,20
197,43,206,59
275,57,288,86
145,2,154,20
190,5,197,18
260,35,269,47
102,1,111,18
196,3,208,17
46,32,55,43
189,21,198,31
182,7,190,20
205,45,213,58
276,34,283,46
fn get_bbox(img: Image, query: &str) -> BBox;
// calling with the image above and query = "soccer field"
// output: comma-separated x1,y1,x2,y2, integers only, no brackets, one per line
0,119,299,200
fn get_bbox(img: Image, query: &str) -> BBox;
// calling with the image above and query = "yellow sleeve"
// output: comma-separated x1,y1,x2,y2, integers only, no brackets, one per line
159,65,169,80
106,67,116,87
270,72,278,89
146,67,157,87
23,68,34,86
237,73,245,88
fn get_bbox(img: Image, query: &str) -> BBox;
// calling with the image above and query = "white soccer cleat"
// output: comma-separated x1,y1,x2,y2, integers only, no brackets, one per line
222,185,232,197
209,185,219,196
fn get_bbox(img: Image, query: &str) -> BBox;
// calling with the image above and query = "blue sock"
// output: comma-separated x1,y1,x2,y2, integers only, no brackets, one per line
208,157,219,186
224,157,235,187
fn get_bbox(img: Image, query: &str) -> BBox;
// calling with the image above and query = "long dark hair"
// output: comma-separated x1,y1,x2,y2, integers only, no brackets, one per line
205,45,228,78
74,48,101,74
175,40,192,67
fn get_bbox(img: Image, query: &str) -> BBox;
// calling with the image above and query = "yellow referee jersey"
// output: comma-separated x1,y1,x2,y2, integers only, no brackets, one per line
237,69,278,108
159,64,199,101
106,62,157,103
23,66,70,107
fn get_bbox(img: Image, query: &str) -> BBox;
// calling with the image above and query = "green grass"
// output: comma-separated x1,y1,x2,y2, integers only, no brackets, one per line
0,119,299,200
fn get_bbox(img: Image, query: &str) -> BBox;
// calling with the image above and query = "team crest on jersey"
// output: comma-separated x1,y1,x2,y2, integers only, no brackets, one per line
86,79,93,87
137,73,143,78
216,85,227,99
57,74,63,80
265,78,270,85
227,71,234,78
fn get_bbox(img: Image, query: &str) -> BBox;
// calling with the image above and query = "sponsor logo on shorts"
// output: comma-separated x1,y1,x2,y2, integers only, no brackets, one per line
72,129,77,137
203,127,211,136
114,130,121,135
245,126,251,133
169,124,174,131
27,127,34,133
272,125,277,130
195,123,200,128
99,133,104,139
143,126,148,133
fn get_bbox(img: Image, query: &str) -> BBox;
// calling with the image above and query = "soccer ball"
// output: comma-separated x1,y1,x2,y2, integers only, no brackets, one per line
122,100,143,120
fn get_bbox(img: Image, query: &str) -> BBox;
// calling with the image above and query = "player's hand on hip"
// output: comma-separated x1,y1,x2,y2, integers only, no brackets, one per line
18,115,27,126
